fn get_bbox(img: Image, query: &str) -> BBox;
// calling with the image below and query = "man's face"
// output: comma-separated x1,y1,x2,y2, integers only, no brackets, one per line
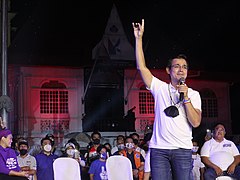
92,134,101,145
92,134,100,141
132,135,139,140
100,148,107,154
42,139,51,146
19,144,28,151
2,134,13,147
117,137,124,145
167,58,188,84
214,124,226,140
125,138,134,150
42,139,52,152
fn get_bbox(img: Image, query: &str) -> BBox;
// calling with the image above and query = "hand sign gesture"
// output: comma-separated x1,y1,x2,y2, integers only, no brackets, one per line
132,19,144,39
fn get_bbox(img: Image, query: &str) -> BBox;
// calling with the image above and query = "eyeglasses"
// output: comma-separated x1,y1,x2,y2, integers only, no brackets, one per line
171,64,188,70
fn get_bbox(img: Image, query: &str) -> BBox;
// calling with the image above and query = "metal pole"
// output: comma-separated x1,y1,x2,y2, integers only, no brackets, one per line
1,0,8,129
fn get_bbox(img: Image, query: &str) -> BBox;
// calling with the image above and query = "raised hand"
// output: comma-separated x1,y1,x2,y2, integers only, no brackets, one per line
132,19,144,39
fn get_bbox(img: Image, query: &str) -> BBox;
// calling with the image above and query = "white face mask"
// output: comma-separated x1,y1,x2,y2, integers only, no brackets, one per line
117,144,125,150
66,149,75,157
43,144,52,152
192,146,199,153
125,143,134,149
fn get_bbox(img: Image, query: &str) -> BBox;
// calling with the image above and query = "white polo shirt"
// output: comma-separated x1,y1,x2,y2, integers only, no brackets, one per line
200,138,239,170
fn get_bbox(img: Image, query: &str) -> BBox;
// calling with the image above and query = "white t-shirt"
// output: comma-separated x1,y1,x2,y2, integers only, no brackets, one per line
192,154,205,180
200,138,239,171
144,150,150,172
17,154,37,180
149,76,202,149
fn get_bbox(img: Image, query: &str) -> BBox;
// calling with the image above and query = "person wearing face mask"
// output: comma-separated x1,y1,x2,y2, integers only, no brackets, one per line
118,136,145,180
61,142,86,179
17,140,37,180
130,133,146,159
35,137,58,180
201,123,240,179
85,131,102,167
88,144,108,180
44,134,61,157
191,140,205,180
64,143,86,167
111,135,125,155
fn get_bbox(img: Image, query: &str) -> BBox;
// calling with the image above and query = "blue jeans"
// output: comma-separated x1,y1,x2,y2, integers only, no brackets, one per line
204,167,240,180
150,148,192,180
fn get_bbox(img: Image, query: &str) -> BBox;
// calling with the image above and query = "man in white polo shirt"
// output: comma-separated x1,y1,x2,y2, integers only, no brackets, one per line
201,123,240,179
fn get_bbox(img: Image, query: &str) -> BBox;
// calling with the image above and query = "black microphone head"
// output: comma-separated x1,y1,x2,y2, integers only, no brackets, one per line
179,77,185,85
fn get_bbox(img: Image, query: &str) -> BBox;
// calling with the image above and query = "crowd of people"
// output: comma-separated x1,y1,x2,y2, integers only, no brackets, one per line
1,123,240,180
0,128,153,180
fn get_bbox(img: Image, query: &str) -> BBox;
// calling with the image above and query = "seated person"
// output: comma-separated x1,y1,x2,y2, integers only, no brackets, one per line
0,129,28,180
201,123,240,180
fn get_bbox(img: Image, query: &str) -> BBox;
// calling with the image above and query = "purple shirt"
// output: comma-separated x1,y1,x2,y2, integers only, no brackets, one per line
35,152,58,180
88,159,108,180
0,145,21,175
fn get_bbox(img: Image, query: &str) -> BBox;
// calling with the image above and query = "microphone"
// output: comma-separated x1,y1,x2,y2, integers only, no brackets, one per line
128,106,136,112
179,77,185,101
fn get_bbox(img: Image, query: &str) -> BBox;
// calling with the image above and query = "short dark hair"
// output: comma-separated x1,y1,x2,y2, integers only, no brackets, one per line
212,122,226,132
18,140,29,148
116,135,125,141
41,137,54,146
96,144,106,153
124,136,133,143
130,132,139,139
167,54,189,69
45,134,55,145
91,131,101,139
211,122,226,137
104,142,112,149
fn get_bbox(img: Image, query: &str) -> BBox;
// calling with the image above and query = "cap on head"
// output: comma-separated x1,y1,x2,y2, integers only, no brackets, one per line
41,136,54,146
65,142,75,150
45,134,55,145
18,140,29,148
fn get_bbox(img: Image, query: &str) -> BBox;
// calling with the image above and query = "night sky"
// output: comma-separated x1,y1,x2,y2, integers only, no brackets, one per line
8,0,240,133
9,0,240,72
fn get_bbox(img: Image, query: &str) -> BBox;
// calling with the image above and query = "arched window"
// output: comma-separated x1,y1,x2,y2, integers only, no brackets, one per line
138,85,154,114
200,88,218,118
40,80,68,114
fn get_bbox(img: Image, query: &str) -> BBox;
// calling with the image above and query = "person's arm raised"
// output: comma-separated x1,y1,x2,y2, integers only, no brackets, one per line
132,19,153,89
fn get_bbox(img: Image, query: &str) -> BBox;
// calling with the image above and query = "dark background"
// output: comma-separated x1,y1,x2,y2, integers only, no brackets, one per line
9,0,240,71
